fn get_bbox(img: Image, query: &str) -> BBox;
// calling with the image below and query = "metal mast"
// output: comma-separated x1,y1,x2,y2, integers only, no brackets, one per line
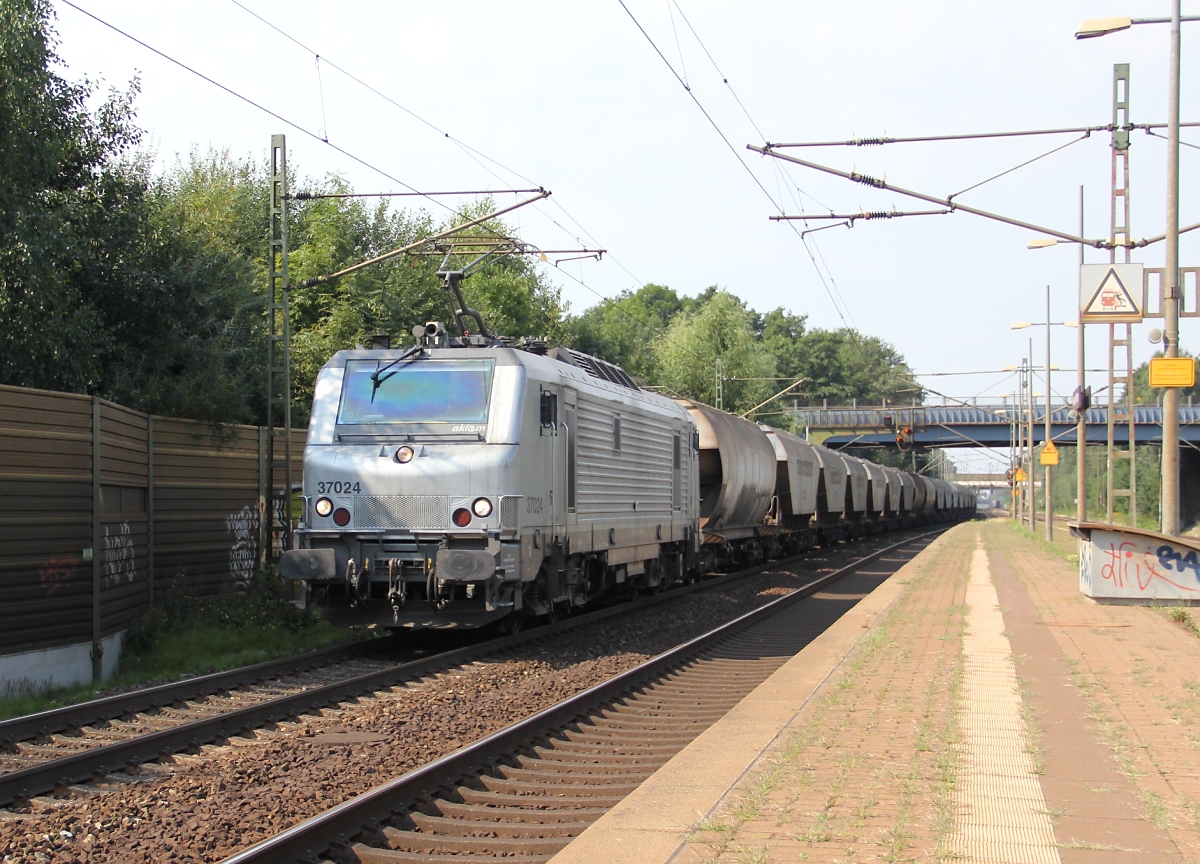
1106,65,1137,526
267,135,291,562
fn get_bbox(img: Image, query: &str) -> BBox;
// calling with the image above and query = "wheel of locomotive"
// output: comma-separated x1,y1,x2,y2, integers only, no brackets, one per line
501,608,527,635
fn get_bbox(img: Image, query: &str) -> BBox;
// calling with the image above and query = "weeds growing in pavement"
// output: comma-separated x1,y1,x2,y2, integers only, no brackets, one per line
1057,838,1144,852
1166,606,1200,639
1138,789,1173,832
1016,674,1047,776
736,848,770,864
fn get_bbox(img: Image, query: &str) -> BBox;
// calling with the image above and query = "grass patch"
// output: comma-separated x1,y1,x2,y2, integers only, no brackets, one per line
0,569,358,721
1166,606,1200,639
1003,519,1078,564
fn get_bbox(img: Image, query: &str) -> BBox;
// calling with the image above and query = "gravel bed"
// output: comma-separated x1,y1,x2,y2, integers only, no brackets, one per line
0,535,911,863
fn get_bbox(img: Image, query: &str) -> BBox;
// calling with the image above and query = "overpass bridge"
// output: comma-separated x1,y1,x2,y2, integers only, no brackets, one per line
796,404,1200,450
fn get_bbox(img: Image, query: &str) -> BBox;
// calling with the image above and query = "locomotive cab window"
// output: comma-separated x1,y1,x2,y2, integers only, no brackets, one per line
336,358,494,427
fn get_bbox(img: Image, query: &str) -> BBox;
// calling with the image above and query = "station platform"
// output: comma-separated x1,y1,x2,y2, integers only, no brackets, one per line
551,517,1200,863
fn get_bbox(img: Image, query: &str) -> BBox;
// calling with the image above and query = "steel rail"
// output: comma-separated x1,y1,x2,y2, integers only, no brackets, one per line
0,638,383,747
0,528,907,806
0,593,662,806
220,527,949,864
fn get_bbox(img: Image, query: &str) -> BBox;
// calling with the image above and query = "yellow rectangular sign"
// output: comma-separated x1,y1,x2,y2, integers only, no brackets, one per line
1014,468,1027,482
1149,357,1196,388
1039,444,1059,466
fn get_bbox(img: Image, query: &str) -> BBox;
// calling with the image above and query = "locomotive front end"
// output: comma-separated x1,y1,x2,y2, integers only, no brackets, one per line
281,347,526,629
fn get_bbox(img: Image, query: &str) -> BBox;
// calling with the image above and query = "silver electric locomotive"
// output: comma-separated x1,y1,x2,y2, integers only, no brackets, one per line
281,325,700,631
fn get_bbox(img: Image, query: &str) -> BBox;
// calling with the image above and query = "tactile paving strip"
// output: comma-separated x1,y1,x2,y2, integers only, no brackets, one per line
945,546,1060,864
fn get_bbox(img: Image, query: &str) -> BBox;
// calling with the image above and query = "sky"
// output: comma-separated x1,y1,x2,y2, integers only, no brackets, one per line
49,1,1200,473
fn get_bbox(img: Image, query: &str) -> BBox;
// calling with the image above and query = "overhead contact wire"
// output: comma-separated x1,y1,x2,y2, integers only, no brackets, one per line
617,0,853,327
229,0,674,331
660,0,855,326
59,0,461,216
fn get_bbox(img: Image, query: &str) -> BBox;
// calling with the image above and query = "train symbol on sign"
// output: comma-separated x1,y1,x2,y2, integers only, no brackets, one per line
1079,263,1143,323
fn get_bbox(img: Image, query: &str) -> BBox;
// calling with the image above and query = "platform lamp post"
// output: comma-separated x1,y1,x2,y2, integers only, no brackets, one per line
1013,289,1076,541
1029,185,1087,527
998,393,1015,516
1077,6,1197,534
1003,361,1034,528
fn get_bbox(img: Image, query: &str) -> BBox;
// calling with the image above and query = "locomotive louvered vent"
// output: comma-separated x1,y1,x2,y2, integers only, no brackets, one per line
356,496,451,530
499,495,519,529
550,348,639,390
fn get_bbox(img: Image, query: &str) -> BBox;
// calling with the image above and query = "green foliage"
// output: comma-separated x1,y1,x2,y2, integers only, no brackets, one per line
0,5,562,427
775,324,919,405
566,283,683,381
0,0,144,394
0,1,915,435
564,284,920,424
654,289,776,413
0,569,350,721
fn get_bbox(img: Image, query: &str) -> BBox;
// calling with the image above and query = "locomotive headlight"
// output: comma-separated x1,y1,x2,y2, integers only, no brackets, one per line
394,445,415,464
314,497,334,517
472,497,493,518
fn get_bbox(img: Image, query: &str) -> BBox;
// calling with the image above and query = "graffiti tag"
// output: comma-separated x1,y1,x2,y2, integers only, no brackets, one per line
1099,541,1198,594
226,505,258,589
39,557,78,595
102,521,137,588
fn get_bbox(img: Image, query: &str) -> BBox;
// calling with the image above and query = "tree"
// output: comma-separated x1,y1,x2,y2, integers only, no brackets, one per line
286,193,566,423
654,290,775,413
0,0,144,393
565,283,683,381
773,327,920,406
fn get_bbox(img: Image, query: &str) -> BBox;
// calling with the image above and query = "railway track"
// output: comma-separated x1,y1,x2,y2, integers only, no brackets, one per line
221,528,944,864
0,528,926,809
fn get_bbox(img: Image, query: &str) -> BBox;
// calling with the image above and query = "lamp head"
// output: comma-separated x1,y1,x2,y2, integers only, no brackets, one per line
1075,16,1133,38
1027,237,1060,249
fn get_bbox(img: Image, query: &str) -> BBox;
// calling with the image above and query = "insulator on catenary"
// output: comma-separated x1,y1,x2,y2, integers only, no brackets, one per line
859,211,894,220
852,137,891,146
849,171,886,189
290,191,316,201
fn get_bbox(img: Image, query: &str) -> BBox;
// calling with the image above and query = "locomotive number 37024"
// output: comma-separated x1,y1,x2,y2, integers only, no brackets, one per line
316,480,362,494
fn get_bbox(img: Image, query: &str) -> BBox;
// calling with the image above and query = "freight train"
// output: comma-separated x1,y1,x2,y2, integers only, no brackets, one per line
280,321,975,632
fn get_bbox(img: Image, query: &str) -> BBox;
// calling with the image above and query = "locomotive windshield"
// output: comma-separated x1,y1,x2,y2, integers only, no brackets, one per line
337,358,494,425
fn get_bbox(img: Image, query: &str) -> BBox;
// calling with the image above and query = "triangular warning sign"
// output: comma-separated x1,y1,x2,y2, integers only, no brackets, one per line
1083,267,1141,318
1043,441,1058,455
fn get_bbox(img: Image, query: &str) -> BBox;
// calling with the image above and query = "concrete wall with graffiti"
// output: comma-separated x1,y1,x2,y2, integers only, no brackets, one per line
1078,524,1200,602
0,384,303,666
